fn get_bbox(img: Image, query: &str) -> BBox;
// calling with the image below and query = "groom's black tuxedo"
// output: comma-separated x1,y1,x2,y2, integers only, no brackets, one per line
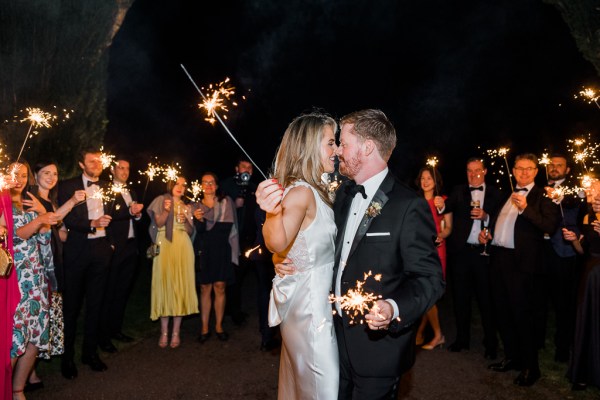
333,171,445,378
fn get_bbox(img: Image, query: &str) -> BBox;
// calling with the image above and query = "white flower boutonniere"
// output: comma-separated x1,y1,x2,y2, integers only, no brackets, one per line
365,201,382,219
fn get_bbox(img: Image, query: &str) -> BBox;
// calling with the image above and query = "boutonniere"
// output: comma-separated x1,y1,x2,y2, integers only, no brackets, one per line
365,201,382,219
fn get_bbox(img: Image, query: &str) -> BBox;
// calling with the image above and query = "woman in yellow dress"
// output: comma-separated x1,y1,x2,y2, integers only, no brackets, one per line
147,176,198,348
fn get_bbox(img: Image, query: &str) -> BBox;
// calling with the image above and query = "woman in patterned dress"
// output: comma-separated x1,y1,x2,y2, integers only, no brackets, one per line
9,162,59,399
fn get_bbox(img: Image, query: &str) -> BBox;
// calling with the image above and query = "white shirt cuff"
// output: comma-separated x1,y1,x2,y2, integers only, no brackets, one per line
386,298,399,320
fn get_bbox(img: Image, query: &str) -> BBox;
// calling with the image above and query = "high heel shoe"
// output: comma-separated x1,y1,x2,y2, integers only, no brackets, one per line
158,332,169,348
170,332,180,348
422,335,445,350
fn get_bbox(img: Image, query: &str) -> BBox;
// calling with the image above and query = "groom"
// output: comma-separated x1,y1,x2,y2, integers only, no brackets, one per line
275,109,444,398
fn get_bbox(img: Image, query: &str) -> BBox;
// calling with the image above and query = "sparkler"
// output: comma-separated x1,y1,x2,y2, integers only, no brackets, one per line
329,270,383,325
186,179,203,202
139,162,164,202
567,136,600,176
574,87,600,109
180,64,268,179
426,157,439,196
539,153,550,181
244,244,262,258
16,107,57,162
162,164,181,183
99,147,115,169
486,147,514,192
197,78,236,125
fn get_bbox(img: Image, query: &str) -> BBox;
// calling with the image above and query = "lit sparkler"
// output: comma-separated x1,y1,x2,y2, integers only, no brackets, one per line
139,161,164,202
99,147,115,169
186,179,203,202
329,270,383,325
244,245,262,258
426,157,439,196
574,87,600,109
197,78,236,125
539,153,550,181
16,107,57,162
486,147,514,192
162,164,181,183
180,64,268,179
567,135,599,175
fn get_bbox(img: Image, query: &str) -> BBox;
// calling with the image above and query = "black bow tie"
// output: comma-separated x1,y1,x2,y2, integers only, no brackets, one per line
515,187,528,192
345,182,367,199
470,186,483,191
86,180,99,187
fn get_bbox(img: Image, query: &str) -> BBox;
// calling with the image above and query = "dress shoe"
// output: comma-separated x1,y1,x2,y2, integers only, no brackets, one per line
260,338,280,352
61,359,78,380
448,342,469,352
198,331,211,344
422,335,445,350
112,332,135,343
24,381,44,393
81,354,108,372
99,340,117,353
484,348,497,360
216,331,229,341
488,359,520,372
513,368,541,386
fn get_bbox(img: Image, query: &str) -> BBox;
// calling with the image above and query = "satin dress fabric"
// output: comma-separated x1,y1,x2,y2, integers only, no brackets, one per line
268,181,339,399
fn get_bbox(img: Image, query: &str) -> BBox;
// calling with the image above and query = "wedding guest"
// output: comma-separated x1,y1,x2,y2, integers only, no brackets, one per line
193,172,238,343
58,148,113,378
9,162,59,399
100,158,144,350
0,175,18,399
481,153,559,386
25,160,85,392
414,166,451,350
148,176,198,348
562,180,600,391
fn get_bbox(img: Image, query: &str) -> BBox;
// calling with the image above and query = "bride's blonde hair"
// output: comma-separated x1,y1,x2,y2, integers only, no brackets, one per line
272,112,337,206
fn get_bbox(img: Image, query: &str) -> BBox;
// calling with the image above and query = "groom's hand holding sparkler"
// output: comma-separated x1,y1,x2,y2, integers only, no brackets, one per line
365,300,393,331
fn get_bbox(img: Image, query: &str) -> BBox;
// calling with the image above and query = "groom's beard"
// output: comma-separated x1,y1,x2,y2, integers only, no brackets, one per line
338,153,362,179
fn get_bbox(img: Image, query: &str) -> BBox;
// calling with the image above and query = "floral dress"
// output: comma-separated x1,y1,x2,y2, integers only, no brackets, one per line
11,206,50,358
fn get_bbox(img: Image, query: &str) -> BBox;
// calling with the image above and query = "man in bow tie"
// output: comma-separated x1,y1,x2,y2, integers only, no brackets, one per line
480,153,559,386
537,154,583,362
260,109,444,399
58,148,114,379
441,157,503,359
99,157,144,352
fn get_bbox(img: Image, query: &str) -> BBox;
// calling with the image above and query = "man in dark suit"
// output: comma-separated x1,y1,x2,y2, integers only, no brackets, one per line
538,154,583,362
481,153,559,386
443,157,502,359
58,148,114,379
332,109,444,399
99,158,144,351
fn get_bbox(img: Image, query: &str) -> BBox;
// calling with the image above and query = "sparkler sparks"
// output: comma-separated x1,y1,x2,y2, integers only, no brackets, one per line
329,270,383,325
162,164,181,183
426,157,439,196
574,87,600,109
567,135,600,174
16,107,58,162
486,147,514,192
99,147,115,169
186,179,203,202
244,245,262,258
197,78,236,125
539,153,550,180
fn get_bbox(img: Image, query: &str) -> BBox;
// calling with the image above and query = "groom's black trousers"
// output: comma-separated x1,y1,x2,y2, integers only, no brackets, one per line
334,315,401,400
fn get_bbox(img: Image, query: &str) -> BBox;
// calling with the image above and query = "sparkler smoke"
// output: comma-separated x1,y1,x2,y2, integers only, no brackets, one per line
180,64,268,180
329,270,383,325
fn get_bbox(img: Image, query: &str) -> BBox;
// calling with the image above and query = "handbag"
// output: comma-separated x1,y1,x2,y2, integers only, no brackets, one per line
0,232,14,277
146,243,160,259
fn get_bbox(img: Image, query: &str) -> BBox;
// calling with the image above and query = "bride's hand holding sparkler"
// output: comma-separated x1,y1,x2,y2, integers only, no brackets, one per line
365,300,393,331
256,179,284,215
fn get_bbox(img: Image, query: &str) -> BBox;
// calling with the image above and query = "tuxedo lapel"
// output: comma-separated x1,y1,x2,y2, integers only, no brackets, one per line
334,186,354,269
347,172,394,261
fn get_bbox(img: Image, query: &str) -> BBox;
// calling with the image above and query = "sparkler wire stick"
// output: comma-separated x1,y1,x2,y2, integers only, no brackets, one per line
180,64,268,179
502,155,514,192
16,124,34,163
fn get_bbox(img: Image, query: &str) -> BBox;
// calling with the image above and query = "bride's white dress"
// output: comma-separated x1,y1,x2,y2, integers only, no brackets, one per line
268,181,339,400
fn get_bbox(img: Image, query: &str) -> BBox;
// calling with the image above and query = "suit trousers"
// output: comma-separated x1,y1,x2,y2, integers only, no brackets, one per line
334,315,401,400
449,244,497,351
62,237,112,359
490,246,539,370
101,238,139,340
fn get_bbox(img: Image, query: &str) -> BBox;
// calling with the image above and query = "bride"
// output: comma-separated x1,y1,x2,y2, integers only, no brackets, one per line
256,112,339,399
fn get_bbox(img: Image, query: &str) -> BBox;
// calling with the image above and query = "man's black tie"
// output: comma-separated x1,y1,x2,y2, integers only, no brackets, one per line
514,187,528,192
345,182,367,199
87,180,98,187
470,186,483,191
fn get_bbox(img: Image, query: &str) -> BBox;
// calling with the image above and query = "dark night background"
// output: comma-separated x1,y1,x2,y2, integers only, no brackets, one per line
105,0,600,193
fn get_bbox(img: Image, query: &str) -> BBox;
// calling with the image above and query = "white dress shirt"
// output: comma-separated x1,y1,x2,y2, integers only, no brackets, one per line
83,175,106,239
467,183,486,245
491,182,534,249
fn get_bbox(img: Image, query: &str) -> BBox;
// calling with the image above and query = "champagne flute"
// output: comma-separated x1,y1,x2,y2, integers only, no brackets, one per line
480,225,490,256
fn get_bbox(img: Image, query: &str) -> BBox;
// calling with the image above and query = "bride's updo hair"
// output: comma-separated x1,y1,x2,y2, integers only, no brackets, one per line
272,112,337,206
